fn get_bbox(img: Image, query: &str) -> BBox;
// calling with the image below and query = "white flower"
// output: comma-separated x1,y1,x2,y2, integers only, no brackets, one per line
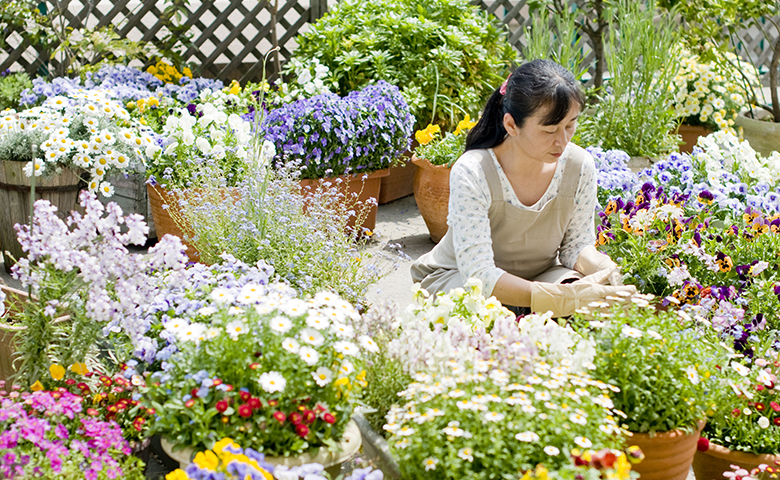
731,362,751,377
484,411,505,422
270,315,293,334
442,426,465,436
300,328,325,346
225,320,247,340
574,436,593,448
458,447,474,462
178,323,206,343
397,426,415,437
198,306,217,317
515,431,540,442
237,283,265,304
621,326,643,338
422,458,438,471
758,416,770,429
757,370,774,386
544,446,560,456
357,335,379,353
339,360,354,376
750,261,769,276
279,298,308,317
330,321,355,338
282,337,300,353
259,371,286,393
334,341,359,357
210,287,235,304
569,413,588,425
685,365,700,385
298,346,320,366
306,313,331,330
311,367,332,387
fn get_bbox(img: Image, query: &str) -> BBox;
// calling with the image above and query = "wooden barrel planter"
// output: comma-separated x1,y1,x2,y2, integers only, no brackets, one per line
0,161,83,272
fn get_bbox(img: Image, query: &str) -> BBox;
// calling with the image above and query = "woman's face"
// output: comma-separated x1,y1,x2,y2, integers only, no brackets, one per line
503,102,580,164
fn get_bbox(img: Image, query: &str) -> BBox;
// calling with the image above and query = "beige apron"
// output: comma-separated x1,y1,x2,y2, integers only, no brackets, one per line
410,146,586,303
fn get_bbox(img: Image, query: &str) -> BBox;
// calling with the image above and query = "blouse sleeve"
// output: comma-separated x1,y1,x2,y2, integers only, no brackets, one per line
448,155,506,296
557,151,598,268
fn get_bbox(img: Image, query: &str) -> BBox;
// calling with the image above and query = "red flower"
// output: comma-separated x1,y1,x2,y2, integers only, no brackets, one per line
65,379,76,386
249,398,263,410
147,408,156,415
697,437,710,452
273,411,286,424
770,402,780,412
133,417,146,431
323,413,336,424
86,408,99,416
239,390,251,402
191,388,200,398
755,402,766,411
99,375,112,386
268,399,278,407
76,383,90,392
303,410,316,425
212,379,222,386
289,412,303,425
238,404,253,418
249,363,260,370
775,418,780,427
756,385,765,392
295,424,309,437
732,408,742,418
216,400,229,413
185,399,196,408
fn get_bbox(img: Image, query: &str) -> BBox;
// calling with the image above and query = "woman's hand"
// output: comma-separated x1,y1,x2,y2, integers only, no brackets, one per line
530,281,637,318
574,245,623,285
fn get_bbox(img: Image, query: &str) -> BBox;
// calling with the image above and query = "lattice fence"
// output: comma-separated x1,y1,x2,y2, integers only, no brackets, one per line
1,0,779,84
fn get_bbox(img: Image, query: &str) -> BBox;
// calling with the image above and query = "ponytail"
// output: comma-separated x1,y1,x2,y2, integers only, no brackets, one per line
465,88,507,151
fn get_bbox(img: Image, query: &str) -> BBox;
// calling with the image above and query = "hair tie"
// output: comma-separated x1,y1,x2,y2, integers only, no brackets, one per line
499,74,510,95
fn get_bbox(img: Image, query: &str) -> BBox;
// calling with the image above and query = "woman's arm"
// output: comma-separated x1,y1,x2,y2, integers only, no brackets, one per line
559,150,598,270
491,273,534,307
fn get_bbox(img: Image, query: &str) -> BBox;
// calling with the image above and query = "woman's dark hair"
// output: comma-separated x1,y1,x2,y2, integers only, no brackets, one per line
465,59,585,151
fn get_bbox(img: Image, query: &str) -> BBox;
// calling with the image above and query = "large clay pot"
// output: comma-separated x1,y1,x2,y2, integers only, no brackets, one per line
735,109,780,157
676,124,713,154
161,420,362,476
411,155,450,244
627,420,706,480
299,169,389,234
0,161,83,272
693,441,780,480
379,159,417,204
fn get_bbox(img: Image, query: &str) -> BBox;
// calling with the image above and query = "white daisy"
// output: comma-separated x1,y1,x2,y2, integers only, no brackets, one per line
259,371,286,393
333,341,359,357
269,316,293,334
330,321,355,338
457,448,474,462
279,298,308,317
300,328,325,346
574,436,593,449
210,287,235,304
484,411,505,422
298,346,320,366
225,319,247,340
311,367,332,387
515,431,540,442
544,446,560,456
423,458,438,471
357,335,379,353
339,360,354,376
306,313,331,330
281,337,300,353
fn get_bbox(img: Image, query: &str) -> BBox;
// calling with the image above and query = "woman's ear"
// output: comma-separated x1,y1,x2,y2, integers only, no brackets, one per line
503,112,519,137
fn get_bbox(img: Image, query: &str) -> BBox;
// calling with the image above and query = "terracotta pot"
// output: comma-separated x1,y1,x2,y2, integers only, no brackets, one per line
147,184,241,264
411,155,450,244
0,161,83,272
735,109,780,157
627,420,706,480
693,441,780,480
676,124,713,154
161,420,362,475
378,159,417,204
299,169,389,234
0,285,70,389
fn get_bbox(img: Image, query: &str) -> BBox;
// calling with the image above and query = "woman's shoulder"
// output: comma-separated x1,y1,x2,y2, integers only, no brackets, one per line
566,143,596,173
451,149,492,174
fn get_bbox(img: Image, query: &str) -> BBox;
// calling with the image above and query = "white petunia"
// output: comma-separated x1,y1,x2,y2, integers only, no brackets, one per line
259,371,286,393
311,367,332,387
298,346,320,366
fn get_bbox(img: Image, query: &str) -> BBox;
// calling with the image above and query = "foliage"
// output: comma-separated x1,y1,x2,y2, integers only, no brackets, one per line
0,70,33,111
701,349,780,455
413,115,475,167
6,191,188,387
141,285,374,456
670,47,759,133
522,9,588,82
0,90,153,197
577,0,681,157
572,296,730,434
0,387,146,480
0,0,49,52
263,81,413,179
291,0,518,131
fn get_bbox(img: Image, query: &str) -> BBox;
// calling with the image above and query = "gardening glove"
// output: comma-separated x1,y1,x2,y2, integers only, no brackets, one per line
530,281,637,318
574,245,624,286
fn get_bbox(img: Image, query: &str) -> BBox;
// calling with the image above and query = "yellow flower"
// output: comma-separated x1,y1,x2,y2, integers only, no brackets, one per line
183,67,193,78
126,100,136,109
165,470,190,480
139,118,147,125
31,380,44,391
70,362,89,375
333,377,350,388
414,124,441,145
453,114,477,135
228,80,241,96
147,97,160,107
193,450,220,470
213,438,238,457
49,364,66,381
147,65,158,75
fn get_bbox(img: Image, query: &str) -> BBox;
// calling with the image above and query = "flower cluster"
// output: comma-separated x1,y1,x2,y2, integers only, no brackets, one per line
413,115,476,167
263,81,413,179
572,296,729,434
0,385,144,480
147,60,193,85
670,48,759,133
0,90,153,196
269,57,335,104
141,286,376,455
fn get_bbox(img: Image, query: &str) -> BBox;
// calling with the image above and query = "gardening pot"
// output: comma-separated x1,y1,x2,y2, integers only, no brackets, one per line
692,441,780,480
160,419,362,476
411,155,450,244
735,109,780,157
627,419,706,480
0,161,83,272
379,159,417,204
299,169,389,234
353,413,401,479
675,124,713,154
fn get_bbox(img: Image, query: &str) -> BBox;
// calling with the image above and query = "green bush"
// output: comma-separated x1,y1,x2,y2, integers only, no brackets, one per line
291,0,518,131
0,71,33,111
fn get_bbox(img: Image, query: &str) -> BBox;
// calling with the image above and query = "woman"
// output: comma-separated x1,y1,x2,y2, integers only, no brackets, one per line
411,59,635,317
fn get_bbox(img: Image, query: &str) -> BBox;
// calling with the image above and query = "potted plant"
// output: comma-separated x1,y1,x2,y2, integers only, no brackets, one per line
411,115,475,243
0,387,146,479
263,81,414,233
0,90,152,270
664,0,780,156
139,281,375,468
380,280,642,478
692,350,780,479
670,47,760,153
572,296,730,480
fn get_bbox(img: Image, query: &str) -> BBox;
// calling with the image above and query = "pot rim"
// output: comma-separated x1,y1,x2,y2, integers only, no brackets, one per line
629,419,706,441
410,154,453,170
700,440,780,463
